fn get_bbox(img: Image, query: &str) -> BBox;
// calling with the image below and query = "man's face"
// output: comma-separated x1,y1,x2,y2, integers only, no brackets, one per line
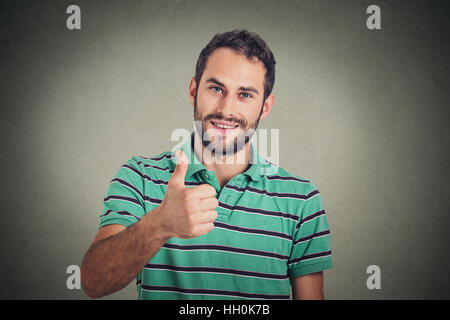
190,47,274,157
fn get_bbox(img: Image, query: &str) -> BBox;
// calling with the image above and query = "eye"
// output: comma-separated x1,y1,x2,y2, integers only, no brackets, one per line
210,86,223,94
240,92,253,99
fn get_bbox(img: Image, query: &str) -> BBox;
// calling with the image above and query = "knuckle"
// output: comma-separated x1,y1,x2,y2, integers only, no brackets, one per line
182,191,192,202
184,204,193,215
186,214,196,226
191,225,201,237
186,201,199,215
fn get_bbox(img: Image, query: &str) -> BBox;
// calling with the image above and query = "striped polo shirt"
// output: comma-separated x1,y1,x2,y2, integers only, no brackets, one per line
99,132,333,300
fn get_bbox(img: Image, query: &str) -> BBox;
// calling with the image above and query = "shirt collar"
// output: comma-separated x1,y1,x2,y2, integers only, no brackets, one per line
171,131,272,181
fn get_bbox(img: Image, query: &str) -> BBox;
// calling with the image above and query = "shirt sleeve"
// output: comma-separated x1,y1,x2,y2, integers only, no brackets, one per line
288,181,333,278
98,156,147,229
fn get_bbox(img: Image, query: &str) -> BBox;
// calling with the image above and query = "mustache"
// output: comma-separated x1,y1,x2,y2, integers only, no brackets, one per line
203,113,247,128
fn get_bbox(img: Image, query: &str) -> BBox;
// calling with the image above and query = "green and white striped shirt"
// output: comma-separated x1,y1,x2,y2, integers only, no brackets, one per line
99,132,333,300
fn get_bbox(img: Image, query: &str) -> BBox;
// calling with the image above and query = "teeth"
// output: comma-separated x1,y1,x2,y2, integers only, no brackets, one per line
214,122,237,129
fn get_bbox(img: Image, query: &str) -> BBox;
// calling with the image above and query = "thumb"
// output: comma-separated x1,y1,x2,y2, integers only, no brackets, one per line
169,150,188,187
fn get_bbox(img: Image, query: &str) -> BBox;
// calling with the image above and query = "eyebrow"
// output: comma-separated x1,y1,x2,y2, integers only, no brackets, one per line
206,77,259,95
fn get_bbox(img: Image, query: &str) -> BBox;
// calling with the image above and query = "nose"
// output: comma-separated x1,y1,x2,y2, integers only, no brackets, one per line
216,92,238,119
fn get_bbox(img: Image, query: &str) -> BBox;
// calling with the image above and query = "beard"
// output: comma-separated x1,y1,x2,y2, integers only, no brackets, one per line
193,90,264,157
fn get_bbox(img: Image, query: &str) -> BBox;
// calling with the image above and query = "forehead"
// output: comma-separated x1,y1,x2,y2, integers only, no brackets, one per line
202,47,265,90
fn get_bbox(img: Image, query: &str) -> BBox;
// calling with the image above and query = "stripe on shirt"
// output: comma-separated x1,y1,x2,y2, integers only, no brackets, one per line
296,210,326,230
144,263,289,280
219,202,299,222
103,195,142,207
162,243,289,261
138,283,290,300
213,221,292,241
100,209,141,221
225,184,319,201
111,178,144,200
136,162,173,173
266,175,310,183
293,230,330,246
150,154,174,161
288,250,332,265
122,165,202,186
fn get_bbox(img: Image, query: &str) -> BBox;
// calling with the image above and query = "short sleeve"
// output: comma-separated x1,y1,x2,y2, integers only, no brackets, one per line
288,182,333,278
98,157,146,229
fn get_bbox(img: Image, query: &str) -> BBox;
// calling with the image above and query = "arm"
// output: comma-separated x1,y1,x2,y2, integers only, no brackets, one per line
81,150,218,299
291,271,324,300
81,207,170,299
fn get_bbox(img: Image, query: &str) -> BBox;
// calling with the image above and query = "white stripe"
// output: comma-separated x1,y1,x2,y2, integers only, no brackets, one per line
104,197,143,209
266,176,310,183
288,253,332,265
145,198,162,205
122,165,169,186
213,224,292,243
218,204,298,223
160,246,287,261
100,210,140,221
292,233,330,247
143,266,287,281
134,155,150,160
228,186,312,201
111,180,144,202
138,286,281,300
296,211,326,230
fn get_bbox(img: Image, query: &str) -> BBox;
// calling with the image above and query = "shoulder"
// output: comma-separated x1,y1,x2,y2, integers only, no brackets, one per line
128,151,175,174
263,163,320,198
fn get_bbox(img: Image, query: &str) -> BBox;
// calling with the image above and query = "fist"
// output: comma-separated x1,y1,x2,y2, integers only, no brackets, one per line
157,150,218,238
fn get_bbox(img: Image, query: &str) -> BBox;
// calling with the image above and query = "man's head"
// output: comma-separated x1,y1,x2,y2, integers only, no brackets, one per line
189,30,276,157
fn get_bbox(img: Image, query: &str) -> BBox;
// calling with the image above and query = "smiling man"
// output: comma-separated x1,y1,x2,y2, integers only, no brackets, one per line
81,30,333,300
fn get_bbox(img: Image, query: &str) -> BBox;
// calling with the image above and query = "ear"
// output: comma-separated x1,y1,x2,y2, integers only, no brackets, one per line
259,93,275,121
188,77,197,107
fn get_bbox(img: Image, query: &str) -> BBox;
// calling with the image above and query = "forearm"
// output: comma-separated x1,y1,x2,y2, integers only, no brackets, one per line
291,272,324,300
81,207,170,298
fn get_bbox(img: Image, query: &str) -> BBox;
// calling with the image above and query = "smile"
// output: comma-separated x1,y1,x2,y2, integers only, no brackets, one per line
211,121,239,130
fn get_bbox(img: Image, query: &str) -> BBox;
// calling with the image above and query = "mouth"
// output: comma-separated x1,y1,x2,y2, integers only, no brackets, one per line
210,120,239,133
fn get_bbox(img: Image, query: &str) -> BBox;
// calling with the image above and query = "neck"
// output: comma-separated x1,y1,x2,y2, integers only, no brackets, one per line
194,132,251,188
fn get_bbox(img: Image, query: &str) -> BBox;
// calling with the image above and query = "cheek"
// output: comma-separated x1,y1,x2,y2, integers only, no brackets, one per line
246,105,263,122
196,93,216,112
198,88,219,102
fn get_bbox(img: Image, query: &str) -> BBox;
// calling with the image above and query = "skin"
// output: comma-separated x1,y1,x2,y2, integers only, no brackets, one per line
189,47,274,188
80,47,324,300
291,271,324,300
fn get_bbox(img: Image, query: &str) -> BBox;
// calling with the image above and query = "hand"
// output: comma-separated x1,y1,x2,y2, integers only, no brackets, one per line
156,150,218,239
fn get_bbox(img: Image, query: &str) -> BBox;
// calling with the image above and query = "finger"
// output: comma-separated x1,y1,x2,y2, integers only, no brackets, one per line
195,222,215,236
192,210,218,223
197,197,219,212
189,183,217,199
168,150,188,188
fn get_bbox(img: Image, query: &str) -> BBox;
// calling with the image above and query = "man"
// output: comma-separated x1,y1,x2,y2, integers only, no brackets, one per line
81,30,333,300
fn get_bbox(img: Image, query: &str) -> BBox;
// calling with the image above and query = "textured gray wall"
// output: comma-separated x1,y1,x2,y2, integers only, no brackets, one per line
0,0,448,299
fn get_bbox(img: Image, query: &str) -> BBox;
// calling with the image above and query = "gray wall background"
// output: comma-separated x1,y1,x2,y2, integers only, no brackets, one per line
0,0,448,299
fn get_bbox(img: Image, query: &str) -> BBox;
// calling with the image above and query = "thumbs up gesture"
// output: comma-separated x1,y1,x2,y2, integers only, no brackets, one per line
156,150,218,239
